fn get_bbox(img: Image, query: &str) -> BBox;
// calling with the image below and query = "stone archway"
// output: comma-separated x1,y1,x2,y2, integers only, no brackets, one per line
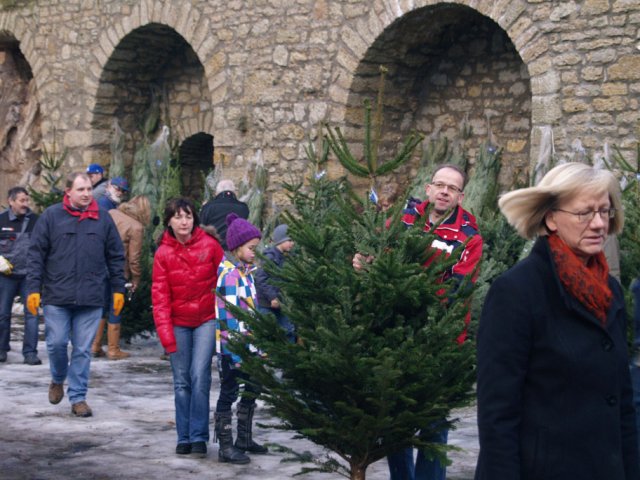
0,34,41,197
90,23,212,183
343,3,531,192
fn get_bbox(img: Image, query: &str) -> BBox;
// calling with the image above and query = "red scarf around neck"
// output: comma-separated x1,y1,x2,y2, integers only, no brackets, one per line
547,233,612,325
63,194,100,221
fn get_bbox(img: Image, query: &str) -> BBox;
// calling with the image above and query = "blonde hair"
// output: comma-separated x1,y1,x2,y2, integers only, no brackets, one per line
119,195,151,226
499,162,624,239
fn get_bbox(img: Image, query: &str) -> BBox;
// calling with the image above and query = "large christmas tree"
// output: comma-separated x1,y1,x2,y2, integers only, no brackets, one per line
225,138,477,479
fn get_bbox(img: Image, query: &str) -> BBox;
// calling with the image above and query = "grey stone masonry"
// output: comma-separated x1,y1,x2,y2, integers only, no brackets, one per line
0,0,638,204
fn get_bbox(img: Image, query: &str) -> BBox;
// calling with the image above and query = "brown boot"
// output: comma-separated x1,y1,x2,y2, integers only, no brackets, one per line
71,401,93,417
91,319,107,357
107,323,130,360
48,382,64,405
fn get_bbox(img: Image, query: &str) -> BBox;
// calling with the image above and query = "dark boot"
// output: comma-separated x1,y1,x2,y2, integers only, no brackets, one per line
234,403,268,454
214,411,250,464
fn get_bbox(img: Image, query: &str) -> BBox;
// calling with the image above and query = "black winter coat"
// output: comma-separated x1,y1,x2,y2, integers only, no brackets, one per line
0,208,38,276
255,246,285,308
27,203,125,307
199,191,249,250
475,237,639,480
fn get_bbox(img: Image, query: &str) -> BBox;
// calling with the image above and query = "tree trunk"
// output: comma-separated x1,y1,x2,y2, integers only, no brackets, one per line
350,463,366,480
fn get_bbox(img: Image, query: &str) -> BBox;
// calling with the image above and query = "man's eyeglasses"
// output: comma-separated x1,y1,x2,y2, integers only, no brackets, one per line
431,182,463,194
554,208,616,224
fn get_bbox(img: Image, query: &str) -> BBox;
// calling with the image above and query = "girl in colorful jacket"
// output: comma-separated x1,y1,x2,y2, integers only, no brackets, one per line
214,213,265,465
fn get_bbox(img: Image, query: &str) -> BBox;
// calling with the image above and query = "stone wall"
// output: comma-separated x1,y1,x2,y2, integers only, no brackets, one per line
0,0,638,210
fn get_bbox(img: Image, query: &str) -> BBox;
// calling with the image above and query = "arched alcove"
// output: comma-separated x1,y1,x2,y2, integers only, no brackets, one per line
0,34,41,198
91,23,212,183
179,132,213,201
346,4,531,192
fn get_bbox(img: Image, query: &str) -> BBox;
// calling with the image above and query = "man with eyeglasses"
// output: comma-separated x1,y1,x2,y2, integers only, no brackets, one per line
388,163,483,480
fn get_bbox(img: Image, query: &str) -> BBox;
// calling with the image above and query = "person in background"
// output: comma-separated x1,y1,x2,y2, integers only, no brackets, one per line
355,164,482,480
200,179,249,251
86,163,108,201
152,197,224,458
214,213,266,465
475,162,639,480
26,172,125,418
92,195,151,360
97,176,128,211
0,187,41,365
255,223,296,343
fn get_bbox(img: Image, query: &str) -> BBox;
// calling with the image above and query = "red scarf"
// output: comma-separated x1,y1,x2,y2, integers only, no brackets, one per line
63,195,100,221
547,233,612,325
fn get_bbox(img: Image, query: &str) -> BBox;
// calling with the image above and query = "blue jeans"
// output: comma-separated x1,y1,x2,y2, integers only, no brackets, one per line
0,275,39,357
170,320,216,444
258,306,295,343
44,304,102,404
387,428,448,480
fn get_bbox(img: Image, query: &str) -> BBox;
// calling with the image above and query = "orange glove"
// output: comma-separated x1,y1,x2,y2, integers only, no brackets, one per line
27,293,40,316
113,292,125,316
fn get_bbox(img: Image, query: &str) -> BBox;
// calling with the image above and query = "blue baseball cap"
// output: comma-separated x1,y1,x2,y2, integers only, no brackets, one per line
111,176,129,192
86,163,104,174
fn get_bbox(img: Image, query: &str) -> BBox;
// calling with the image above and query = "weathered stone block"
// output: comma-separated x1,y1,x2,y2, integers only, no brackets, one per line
593,97,628,111
608,56,640,80
562,98,589,113
532,95,562,123
584,0,610,15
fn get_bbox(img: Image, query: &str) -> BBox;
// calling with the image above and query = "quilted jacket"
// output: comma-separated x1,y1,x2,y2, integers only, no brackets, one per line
152,226,224,353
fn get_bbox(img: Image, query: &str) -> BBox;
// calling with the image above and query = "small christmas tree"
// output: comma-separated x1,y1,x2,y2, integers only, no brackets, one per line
226,173,475,480
27,131,67,211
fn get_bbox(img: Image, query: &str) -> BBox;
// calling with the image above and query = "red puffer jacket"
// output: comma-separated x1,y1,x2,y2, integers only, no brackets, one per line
152,227,224,353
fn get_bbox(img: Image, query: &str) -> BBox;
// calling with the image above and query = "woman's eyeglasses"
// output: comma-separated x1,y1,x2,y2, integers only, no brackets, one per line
554,208,616,224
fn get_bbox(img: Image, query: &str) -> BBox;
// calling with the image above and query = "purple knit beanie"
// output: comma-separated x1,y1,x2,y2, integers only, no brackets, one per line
225,213,261,251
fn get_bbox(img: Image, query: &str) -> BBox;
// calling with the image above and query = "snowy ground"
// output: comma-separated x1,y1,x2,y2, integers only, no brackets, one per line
0,313,478,480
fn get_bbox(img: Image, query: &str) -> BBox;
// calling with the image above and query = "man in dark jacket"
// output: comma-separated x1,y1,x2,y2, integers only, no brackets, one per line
26,172,125,418
255,224,296,343
200,179,249,250
0,187,40,365
86,163,108,200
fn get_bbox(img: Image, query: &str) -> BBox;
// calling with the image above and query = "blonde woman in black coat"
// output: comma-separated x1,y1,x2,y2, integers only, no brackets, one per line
475,162,639,480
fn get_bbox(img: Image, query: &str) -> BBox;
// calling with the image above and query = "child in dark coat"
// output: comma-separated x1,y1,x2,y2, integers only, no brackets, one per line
254,224,296,343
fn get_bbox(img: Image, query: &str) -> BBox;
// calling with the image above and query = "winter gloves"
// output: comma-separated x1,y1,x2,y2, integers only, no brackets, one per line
0,255,12,275
113,292,125,316
27,293,40,316
26,292,125,316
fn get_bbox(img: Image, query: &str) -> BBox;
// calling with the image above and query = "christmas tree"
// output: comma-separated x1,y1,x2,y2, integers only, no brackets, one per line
223,75,477,479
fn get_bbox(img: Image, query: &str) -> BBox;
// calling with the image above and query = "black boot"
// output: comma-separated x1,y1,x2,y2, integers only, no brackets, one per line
214,411,250,464
234,403,268,454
